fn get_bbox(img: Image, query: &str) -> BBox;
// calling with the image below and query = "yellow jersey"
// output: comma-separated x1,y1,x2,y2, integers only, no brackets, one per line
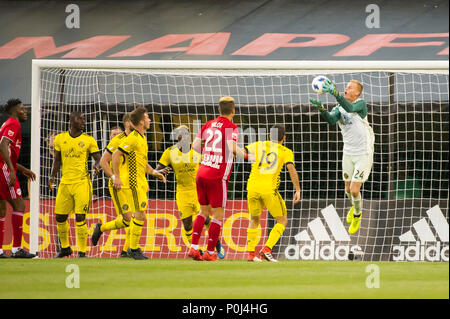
159,145,201,192
246,140,294,193
54,131,100,184
106,132,127,169
117,130,149,190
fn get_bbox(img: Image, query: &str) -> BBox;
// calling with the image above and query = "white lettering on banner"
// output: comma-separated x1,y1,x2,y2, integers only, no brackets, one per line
286,204,363,260
393,205,449,262
285,241,363,261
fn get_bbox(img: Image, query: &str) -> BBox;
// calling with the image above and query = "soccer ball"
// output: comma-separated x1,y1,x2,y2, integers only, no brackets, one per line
311,75,329,94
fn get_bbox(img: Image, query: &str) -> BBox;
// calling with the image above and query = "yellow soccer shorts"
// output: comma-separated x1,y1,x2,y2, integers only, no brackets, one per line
113,185,148,214
176,189,200,220
55,179,93,215
247,190,287,218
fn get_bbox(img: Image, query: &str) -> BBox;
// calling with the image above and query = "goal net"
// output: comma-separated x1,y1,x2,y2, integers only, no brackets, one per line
30,60,449,261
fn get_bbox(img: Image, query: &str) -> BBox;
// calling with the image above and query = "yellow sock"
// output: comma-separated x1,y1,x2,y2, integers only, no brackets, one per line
246,228,258,252
129,218,145,250
123,227,130,252
184,228,193,245
56,221,70,249
76,220,88,253
265,223,285,250
100,216,129,232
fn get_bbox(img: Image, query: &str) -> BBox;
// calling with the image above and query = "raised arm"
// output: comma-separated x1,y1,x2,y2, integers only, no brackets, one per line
310,98,341,125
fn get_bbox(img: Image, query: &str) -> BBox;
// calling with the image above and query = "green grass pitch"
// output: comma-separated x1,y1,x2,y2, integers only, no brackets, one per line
0,259,448,299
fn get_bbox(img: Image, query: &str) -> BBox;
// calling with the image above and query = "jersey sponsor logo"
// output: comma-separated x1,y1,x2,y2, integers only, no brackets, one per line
285,204,363,260
201,153,223,169
392,205,449,262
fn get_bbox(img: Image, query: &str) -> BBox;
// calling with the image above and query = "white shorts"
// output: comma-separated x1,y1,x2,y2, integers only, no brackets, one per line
342,153,373,183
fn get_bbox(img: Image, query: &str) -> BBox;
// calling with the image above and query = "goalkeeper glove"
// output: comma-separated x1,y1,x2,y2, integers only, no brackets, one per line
310,98,325,112
322,79,340,98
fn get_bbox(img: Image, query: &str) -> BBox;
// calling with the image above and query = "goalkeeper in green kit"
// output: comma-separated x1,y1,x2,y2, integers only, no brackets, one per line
310,79,375,234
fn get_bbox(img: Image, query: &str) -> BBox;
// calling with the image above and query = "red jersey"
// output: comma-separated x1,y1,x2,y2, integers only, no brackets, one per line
196,116,239,181
0,117,22,172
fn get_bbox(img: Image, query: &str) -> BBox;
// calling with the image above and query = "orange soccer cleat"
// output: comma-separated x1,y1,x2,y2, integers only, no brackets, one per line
247,251,262,262
259,246,278,262
188,247,203,261
202,251,218,261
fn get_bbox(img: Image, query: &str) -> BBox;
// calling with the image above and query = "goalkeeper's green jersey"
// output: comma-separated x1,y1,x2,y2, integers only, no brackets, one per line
321,97,375,156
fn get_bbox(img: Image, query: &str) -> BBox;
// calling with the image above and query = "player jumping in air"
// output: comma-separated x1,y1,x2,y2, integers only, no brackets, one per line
156,125,226,259
310,79,375,234
245,124,301,262
49,111,102,258
0,99,36,258
189,96,255,261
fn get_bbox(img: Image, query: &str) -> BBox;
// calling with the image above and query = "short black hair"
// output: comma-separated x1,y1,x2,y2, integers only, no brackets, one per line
3,98,22,114
69,111,83,122
270,124,286,142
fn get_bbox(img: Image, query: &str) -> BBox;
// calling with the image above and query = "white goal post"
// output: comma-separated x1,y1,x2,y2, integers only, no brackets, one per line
30,60,449,261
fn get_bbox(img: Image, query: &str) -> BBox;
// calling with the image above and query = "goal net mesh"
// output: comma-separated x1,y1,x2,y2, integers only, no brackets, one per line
35,67,449,261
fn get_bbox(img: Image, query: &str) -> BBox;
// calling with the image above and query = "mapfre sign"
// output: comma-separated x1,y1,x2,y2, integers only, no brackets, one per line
0,33,448,59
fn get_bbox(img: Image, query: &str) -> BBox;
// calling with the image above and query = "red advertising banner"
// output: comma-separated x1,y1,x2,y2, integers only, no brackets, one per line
2,199,268,259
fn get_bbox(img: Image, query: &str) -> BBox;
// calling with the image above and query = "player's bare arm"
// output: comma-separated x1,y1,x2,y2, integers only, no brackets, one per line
286,163,301,204
111,149,123,189
146,163,168,183
91,151,102,177
227,140,256,162
16,163,36,181
49,149,62,191
0,137,16,186
99,150,114,178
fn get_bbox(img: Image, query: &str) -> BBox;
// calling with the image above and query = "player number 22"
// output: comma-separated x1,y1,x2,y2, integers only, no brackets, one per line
204,129,222,152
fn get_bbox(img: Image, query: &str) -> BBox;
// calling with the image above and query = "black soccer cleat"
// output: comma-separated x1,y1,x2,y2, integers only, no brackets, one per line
78,252,86,258
127,247,148,260
54,246,73,258
11,248,36,259
0,252,11,258
91,223,103,246
120,250,130,258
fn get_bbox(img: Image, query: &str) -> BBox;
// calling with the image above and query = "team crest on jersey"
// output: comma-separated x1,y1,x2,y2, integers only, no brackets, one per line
78,141,85,148
344,173,349,179
8,130,14,137
16,188,21,196
122,204,129,211
141,201,147,208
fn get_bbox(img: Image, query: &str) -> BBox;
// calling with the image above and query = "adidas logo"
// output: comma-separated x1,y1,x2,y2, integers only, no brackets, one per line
285,204,362,260
393,205,449,262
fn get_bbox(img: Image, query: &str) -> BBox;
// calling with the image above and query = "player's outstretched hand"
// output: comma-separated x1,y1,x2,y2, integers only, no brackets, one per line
247,153,256,162
93,164,101,177
309,98,324,112
322,79,339,97
153,171,167,183
293,190,301,205
48,177,55,192
158,166,172,176
22,168,36,181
